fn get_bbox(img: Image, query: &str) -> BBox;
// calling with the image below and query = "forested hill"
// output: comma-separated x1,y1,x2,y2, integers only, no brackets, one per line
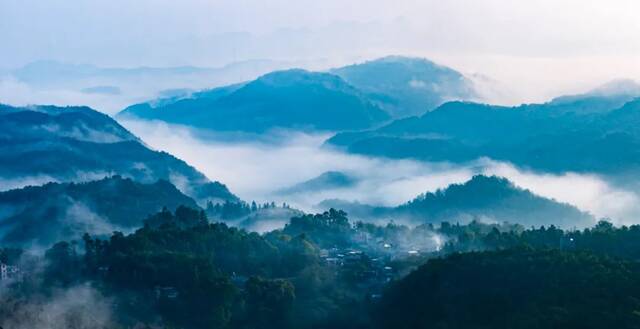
0,104,237,203
0,103,138,143
374,248,640,329
0,176,200,247
7,207,640,329
319,175,594,228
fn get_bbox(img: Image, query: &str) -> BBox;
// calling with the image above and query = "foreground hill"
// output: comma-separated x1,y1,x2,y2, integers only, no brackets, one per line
0,176,199,247
331,56,477,117
319,175,593,228
328,91,640,174
375,248,640,329
0,104,237,203
120,69,390,132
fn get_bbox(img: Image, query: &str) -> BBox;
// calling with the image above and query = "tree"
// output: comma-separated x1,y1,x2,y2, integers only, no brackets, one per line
243,277,295,329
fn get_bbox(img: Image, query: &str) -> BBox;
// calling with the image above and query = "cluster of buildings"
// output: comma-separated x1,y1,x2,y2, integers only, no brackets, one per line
321,248,395,282
0,262,20,282
154,286,179,300
318,238,438,300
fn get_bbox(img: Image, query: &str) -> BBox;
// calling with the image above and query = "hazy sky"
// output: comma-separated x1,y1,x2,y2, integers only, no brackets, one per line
2,0,640,102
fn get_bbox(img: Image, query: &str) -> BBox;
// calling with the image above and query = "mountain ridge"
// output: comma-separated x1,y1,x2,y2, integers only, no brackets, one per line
0,104,238,203
0,175,200,247
318,175,594,228
120,69,390,132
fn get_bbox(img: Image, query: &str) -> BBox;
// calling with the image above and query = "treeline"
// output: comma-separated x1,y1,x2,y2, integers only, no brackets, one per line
6,207,640,328
206,200,292,220
440,219,640,260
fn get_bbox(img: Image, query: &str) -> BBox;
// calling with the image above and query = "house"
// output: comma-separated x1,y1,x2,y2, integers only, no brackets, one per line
0,263,20,281
154,286,179,299
325,257,341,266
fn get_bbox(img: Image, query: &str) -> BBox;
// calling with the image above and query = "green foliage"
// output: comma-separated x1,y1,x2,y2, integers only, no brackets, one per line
282,209,351,248
0,176,201,247
239,277,295,329
321,175,592,228
144,205,207,229
13,207,640,329
78,207,325,328
44,241,82,287
375,248,640,329
398,175,593,227
0,248,22,264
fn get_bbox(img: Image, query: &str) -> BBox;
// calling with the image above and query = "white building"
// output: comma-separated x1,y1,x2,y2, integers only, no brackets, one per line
0,263,20,281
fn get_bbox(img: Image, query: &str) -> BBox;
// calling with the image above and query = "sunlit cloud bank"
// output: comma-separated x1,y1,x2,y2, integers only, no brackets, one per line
122,120,640,225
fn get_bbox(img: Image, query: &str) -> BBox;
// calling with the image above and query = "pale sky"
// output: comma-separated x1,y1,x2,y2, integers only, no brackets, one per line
2,0,640,102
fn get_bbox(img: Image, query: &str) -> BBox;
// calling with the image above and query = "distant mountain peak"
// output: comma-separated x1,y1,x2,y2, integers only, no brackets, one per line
367,55,438,65
336,55,459,76
589,79,640,97
331,55,477,117
121,68,389,132
252,69,354,90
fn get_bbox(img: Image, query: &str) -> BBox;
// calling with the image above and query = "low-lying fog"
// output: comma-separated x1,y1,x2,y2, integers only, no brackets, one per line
122,119,640,225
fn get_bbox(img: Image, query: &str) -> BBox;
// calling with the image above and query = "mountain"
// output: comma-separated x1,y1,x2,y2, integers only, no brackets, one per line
0,176,199,247
120,69,390,132
277,171,358,195
319,175,593,228
327,94,640,174
0,104,237,203
331,56,477,118
0,103,138,143
549,79,640,115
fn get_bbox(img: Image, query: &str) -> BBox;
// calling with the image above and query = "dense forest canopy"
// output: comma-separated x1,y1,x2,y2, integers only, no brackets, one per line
4,205,640,328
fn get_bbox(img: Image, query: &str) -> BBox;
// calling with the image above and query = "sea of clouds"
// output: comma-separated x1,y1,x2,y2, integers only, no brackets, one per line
121,119,640,226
